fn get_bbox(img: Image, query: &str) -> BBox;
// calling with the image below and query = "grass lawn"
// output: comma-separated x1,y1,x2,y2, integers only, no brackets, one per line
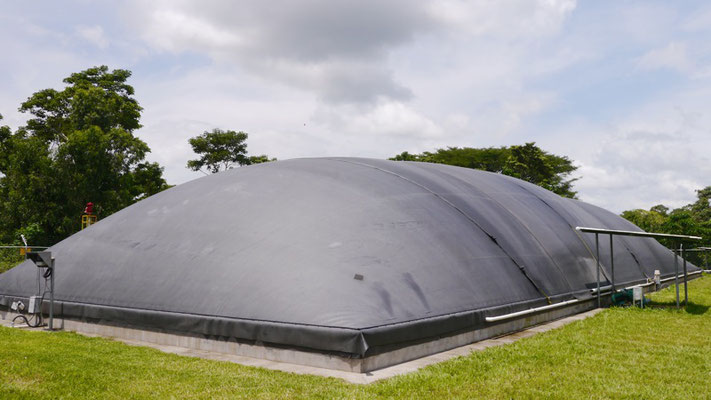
2,277,711,399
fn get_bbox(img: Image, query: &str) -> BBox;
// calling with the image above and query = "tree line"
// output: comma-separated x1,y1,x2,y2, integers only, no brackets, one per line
390,143,578,198
392,146,710,264
621,188,711,265
0,66,271,246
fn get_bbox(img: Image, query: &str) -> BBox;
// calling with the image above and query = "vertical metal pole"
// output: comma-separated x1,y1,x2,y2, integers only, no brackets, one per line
596,233,600,308
674,244,680,309
609,235,615,292
32,244,40,296
49,257,54,330
683,246,688,306
36,260,41,295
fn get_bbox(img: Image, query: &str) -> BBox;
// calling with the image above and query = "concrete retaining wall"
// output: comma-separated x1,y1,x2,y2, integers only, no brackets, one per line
1,297,600,373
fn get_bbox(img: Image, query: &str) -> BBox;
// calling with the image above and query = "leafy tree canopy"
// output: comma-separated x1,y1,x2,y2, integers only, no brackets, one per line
187,129,275,174
0,66,168,245
390,143,579,198
247,154,278,165
622,187,711,266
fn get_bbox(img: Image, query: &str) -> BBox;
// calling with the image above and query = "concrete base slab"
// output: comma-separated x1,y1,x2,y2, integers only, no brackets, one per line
0,308,604,384
1,296,602,374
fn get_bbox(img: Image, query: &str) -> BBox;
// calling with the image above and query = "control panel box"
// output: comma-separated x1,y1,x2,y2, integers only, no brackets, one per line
28,296,42,314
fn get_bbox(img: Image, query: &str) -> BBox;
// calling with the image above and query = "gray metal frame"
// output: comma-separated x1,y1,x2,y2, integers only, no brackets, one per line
673,247,711,271
1,246,54,329
575,227,702,309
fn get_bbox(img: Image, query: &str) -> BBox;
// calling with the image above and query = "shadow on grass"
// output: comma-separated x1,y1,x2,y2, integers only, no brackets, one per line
646,301,709,315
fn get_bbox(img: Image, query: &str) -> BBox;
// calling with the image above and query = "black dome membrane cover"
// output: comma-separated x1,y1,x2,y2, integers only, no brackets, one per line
0,158,691,356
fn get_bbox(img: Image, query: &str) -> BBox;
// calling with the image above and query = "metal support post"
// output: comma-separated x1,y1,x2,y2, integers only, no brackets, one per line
609,234,615,292
49,257,55,330
596,233,600,308
574,227,702,311
675,243,680,309
683,246,688,306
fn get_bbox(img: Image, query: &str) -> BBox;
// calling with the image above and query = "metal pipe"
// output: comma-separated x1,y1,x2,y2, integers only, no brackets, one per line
487,270,703,323
485,299,581,322
683,247,688,306
672,248,711,252
49,257,54,330
575,227,702,240
590,284,613,294
34,246,40,298
590,270,702,293
610,234,615,291
626,281,654,289
675,243,680,309
0,245,50,249
596,233,600,308
659,270,702,283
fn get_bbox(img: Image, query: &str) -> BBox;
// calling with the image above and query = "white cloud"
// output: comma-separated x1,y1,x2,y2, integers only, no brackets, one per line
124,0,578,184
139,9,243,52
4,0,711,215
75,25,109,49
126,0,436,104
682,5,711,32
430,0,576,38
550,98,711,213
124,0,581,106
313,100,442,139
637,42,693,73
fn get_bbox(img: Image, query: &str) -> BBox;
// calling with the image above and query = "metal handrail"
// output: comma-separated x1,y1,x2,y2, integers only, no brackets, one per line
574,227,702,240
576,227,702,309
485,270,705,323
0,245,50,249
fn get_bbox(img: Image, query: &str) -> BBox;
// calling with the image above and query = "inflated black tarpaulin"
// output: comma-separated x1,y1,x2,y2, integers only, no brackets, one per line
0,158,696,356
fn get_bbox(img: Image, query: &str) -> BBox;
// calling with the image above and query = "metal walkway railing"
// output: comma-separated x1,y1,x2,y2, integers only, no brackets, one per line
575,227,702,309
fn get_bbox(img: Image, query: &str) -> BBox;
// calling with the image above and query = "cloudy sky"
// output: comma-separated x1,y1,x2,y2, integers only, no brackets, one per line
2,0,710,212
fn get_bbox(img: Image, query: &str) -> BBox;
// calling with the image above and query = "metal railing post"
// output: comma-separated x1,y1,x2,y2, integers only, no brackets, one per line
574,227,702,311
683,246,688,306
49,257,55,330
596,233,600,308
675,243,680,309
609,234,615,292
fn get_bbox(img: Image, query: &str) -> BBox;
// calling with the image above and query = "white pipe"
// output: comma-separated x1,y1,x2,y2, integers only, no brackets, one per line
659,269,702,284
625,281,655,290
485,299,580,322
590,270,703,293
486,270,704,323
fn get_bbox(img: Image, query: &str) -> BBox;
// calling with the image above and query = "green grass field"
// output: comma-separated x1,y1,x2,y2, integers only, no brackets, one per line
2,277,711,399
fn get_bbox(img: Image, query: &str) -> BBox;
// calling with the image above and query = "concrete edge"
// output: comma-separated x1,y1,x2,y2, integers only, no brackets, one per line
0,307,605,384
0,296,599,374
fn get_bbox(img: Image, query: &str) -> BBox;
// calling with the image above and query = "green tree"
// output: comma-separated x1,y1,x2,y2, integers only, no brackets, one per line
187,129,275,174
621,187,711,266
390,143,578,198
690,187,711,222
392,147,510,172
247,155,277,165
620,208,668,235
503,143,578,198
0,66,168,245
